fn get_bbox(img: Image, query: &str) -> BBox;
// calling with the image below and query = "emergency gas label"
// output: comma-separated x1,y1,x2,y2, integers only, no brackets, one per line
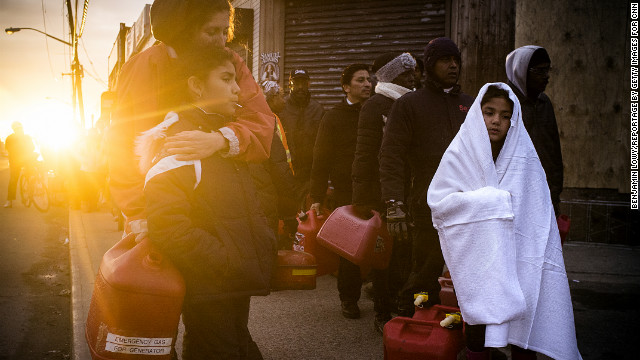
105,333,172,355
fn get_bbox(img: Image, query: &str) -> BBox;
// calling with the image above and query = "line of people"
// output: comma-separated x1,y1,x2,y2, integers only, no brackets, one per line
104,0,575,359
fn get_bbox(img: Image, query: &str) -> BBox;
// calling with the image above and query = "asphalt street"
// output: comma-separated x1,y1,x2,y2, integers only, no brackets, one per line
70,204,640,360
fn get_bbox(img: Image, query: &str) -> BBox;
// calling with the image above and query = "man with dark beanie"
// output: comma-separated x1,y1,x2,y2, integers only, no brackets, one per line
352,52,416,332
309,63,371,319
108,0,274,236
379,37,474,316
506,45,563,216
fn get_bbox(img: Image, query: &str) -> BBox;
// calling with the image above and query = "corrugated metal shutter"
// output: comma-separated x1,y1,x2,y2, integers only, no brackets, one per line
284,0,446,108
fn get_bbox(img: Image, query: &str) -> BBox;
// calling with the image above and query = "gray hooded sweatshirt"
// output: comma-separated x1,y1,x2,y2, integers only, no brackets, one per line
505,45,563,215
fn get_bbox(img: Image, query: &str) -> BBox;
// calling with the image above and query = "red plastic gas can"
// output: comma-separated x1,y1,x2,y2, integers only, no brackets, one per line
316,205,393,269
384,304,464,360
438,276,459,308
294,210,340,276
85,235,185,359
271,250,317,290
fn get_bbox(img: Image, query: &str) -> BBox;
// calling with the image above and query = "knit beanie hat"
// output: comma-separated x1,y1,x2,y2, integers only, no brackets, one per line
423,37,461,70
151,0,188,45
374,52,417,83
151,0,231,47
528,48,551,68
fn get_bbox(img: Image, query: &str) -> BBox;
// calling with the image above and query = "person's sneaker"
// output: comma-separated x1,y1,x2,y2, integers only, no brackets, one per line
340,300,360,319
3,200,12,208
373,313,391,334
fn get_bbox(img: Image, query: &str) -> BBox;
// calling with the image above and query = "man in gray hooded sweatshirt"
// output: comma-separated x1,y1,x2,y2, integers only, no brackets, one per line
506,46,563,216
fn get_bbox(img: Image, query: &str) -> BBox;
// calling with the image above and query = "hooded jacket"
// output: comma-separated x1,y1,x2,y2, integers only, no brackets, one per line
506,45,563,214
309,98,361,207
379,79,473,227
138,107,276,302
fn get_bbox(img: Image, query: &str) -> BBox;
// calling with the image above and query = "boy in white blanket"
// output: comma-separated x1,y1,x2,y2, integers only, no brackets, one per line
427,83,581,360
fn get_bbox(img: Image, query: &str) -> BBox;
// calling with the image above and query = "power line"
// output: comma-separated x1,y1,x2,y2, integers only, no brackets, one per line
78,0,90,39
41,0,59,81
80,37,107,87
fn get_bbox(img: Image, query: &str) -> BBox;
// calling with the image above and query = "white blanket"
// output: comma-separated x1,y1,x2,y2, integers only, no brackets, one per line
427,83,581,360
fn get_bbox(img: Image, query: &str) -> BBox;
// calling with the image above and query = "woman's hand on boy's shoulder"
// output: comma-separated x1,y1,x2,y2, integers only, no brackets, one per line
163,130,229,161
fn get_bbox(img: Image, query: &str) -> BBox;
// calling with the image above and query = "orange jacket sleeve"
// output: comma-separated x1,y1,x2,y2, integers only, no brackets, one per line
223,50,274,162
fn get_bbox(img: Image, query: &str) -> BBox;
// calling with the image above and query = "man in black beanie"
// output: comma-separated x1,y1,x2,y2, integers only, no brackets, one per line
506,45,563,216
379,37,474,316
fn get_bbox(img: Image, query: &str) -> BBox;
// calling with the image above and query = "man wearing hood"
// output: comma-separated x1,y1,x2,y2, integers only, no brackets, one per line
351,52,416,332
279,69,325,199
506,45,563,216
379,37,474,316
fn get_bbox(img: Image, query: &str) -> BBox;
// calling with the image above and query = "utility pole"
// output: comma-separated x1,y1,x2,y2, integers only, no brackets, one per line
65,0,86,129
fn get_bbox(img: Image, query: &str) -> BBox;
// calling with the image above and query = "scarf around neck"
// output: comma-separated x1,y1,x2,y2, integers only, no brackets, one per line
374,82,412,100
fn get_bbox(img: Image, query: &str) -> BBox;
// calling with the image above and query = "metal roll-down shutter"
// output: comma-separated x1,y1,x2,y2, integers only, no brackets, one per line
285,0,446,108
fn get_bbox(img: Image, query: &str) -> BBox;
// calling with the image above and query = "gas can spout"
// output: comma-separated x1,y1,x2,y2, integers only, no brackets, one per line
413,292,429,307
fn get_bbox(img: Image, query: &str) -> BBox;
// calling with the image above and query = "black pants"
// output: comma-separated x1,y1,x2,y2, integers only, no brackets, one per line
397,225,445,312
181,297,263,360
7,164,23,201
337,257,362,302
371,236,413,316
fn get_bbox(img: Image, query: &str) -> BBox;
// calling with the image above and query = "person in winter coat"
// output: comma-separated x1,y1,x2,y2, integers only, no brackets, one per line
108,0,274,238
351,52,416,332
379,37,474,316
138,47,276,360
254,81,300,249
427,83,581,360
309,63,371,319
3,121,36,208
279,69,325,207
506,45,563,216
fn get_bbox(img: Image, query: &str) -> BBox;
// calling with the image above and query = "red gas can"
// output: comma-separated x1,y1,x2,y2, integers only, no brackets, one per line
438,276,459,308
85,235,185,359
294,210,340,276
272,250,317,290
316,205,393,270
384,304,464,360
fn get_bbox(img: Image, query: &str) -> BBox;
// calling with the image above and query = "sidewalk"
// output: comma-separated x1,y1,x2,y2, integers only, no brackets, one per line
69,208,640,359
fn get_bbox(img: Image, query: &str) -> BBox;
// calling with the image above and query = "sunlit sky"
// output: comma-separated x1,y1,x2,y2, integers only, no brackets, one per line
0,0,150,144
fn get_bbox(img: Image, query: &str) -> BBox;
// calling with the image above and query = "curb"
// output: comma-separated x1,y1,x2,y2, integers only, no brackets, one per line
69,209,96,360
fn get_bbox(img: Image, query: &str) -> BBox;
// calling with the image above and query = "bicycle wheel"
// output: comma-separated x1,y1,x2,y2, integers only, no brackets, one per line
31,173,50,212
19,174,31,207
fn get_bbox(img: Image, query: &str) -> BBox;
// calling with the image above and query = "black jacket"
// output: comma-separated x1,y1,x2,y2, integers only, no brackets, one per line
351,93,395,211
279,96,324,183
379,81,474,226
249,121,299,231
143,108,277,302
310,98,361,207
508,82,563,215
